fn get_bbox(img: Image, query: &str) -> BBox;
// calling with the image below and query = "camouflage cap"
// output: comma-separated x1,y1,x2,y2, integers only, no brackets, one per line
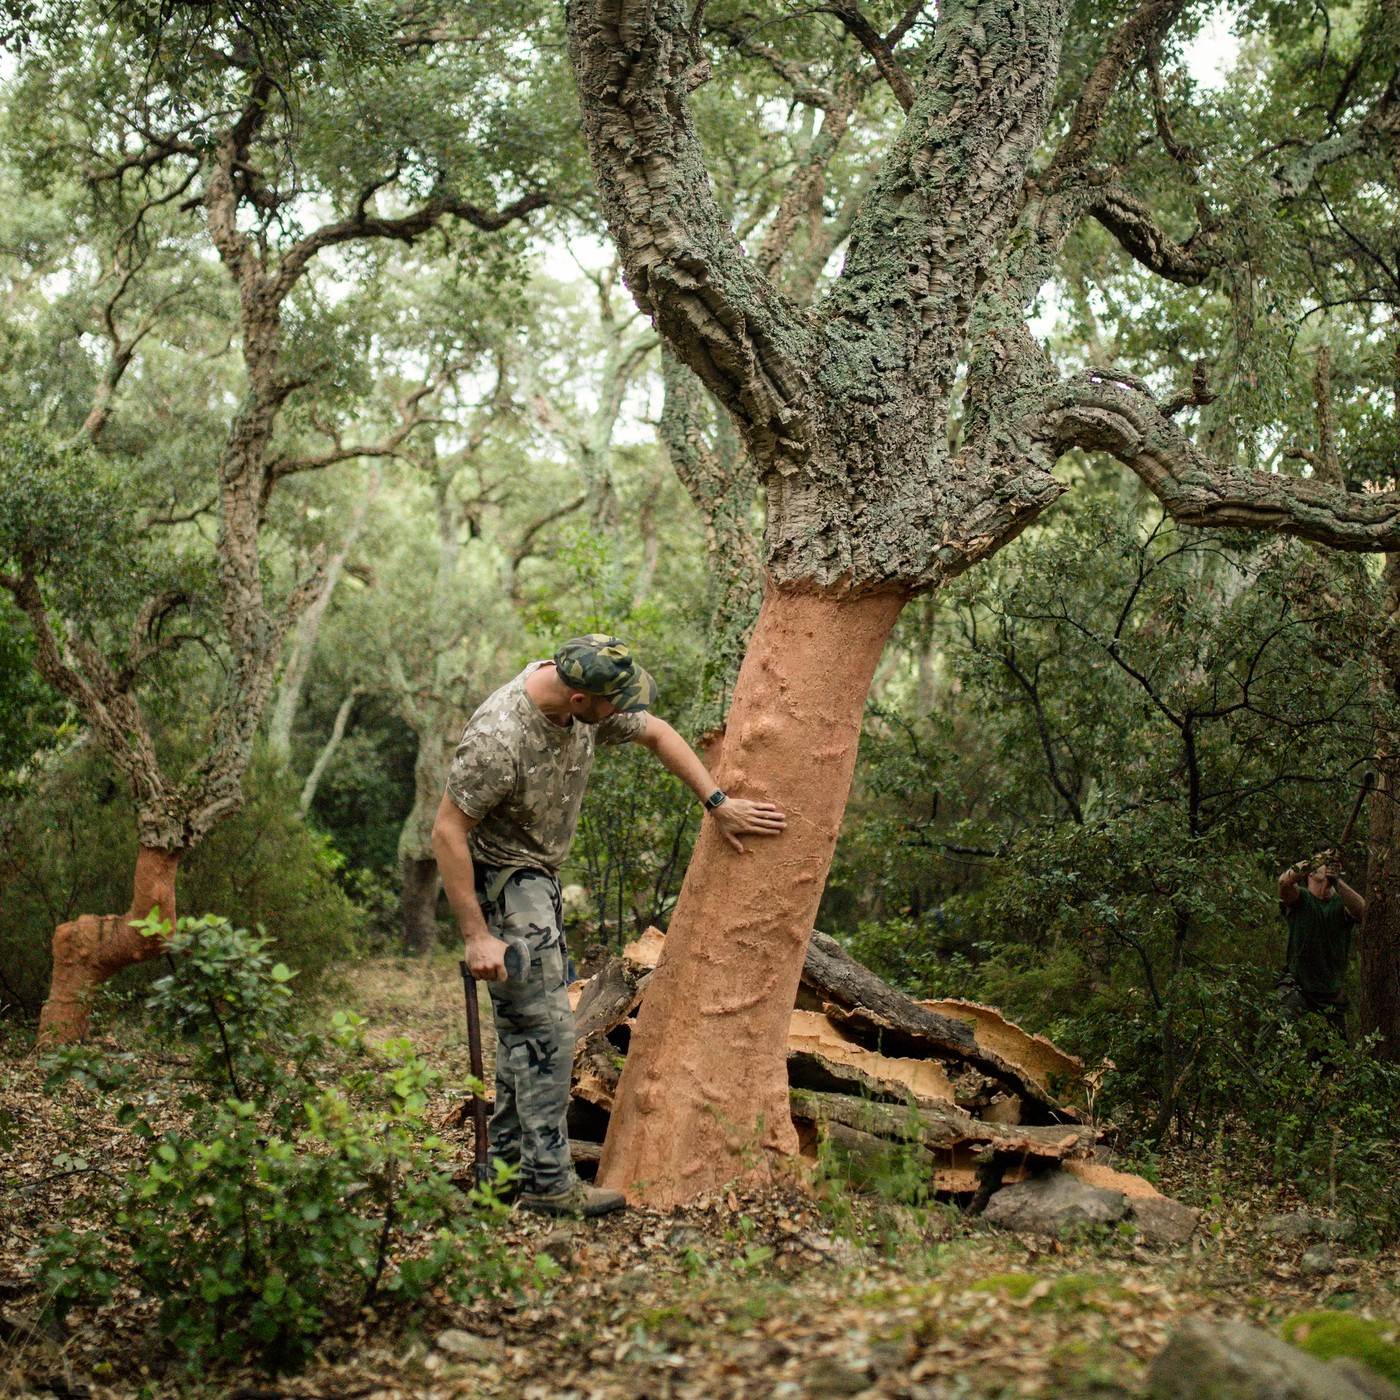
553,634,657,713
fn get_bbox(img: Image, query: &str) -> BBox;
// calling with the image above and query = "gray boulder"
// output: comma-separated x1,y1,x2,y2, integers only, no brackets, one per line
1131,1196,1200,1246
1332,1359,1400,1400
1318,1216,1358,1242
1299,1243,1335,1276
1148,1318,1397,1400
982,1169,1127,1236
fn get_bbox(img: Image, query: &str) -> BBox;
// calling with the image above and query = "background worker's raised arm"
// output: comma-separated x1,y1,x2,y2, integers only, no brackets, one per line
431,793,508,981
1279,858,1305,907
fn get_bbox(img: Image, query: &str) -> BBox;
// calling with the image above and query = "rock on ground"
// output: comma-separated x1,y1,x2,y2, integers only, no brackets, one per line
1129,1195,1200,1246
1260,1212,1316,1243
1148,1318,1399,1400
1299,1243,1336,1276
1258,1211,1355,1244
1332,1358,1400,1400
982,1169,1127,1236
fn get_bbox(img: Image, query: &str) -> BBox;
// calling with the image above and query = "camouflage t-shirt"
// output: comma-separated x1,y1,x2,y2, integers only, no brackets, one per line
445,662,648,873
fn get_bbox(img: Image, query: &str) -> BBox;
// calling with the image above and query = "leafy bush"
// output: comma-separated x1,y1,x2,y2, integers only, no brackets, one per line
572,741,698,944
0,743,359,1016
35,913,535,1373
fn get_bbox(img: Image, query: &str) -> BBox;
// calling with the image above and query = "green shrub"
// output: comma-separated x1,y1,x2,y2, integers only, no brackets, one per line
35,913,535,1374
0,744,358,1016
840,917,957,998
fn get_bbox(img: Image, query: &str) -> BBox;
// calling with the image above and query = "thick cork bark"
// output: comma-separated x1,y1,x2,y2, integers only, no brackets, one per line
598,584,905,1205
37,845,180,1046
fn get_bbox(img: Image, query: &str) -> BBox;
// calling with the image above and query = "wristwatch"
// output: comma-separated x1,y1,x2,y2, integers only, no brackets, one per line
703,789,728,811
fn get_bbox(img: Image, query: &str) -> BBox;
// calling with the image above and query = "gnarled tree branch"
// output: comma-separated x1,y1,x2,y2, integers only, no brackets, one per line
1038,370,1400,551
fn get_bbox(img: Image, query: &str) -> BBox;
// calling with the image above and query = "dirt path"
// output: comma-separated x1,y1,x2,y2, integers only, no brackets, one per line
2,955,1397,1398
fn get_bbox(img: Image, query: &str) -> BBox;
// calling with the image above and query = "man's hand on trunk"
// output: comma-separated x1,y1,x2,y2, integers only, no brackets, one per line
709,797,788,853
465,933,511,982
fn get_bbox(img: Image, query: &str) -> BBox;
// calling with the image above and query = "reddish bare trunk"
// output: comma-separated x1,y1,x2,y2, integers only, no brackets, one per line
37,845,180,1046
598,584,905,1205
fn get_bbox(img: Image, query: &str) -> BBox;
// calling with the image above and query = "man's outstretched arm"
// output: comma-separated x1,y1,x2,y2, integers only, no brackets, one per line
634,715,787,852
432,794,510,981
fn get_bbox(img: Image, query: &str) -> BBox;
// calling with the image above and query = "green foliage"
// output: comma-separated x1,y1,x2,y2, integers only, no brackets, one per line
0,429,135,605
841,917,962,999
35,914,535,1374
0,604,66,794
1282,1312,1400,1383
573,742,698,944
0,743,358,1015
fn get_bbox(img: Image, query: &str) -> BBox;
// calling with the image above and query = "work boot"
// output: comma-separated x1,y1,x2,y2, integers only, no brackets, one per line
516,1179,626,1218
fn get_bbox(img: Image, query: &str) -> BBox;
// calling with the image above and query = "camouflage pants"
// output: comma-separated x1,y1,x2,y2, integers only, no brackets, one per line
476,866,576,1195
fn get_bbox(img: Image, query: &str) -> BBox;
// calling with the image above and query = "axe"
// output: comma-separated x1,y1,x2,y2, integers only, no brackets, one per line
1335,771,1375,853
1309,771,1375,879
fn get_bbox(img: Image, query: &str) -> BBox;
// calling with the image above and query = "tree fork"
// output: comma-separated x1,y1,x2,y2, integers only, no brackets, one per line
37,845,180,1046
598,583,905,1204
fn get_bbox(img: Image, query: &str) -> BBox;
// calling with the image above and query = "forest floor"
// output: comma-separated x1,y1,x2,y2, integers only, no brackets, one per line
2,953,1398,1399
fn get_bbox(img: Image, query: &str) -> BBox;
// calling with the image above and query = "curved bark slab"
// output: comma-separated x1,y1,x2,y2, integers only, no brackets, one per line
802,932,1076,1120
37,845,179,1046
920,997,1084,1095
574,958,651,1047
803,930,975,1055
788,1008,956,1104
598,586,905,1205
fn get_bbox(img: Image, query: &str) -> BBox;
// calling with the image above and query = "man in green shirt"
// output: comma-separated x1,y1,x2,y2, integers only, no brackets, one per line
1277,853,1367,1034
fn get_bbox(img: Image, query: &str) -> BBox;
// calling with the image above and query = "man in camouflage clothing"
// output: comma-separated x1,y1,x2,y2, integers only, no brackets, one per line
433,635,786,1216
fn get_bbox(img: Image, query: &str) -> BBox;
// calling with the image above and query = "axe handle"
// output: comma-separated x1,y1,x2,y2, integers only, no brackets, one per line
459,960,490,1185
1335,771,1376,854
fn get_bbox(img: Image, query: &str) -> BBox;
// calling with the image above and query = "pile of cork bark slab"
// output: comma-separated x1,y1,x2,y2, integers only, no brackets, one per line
565,929,1199,1244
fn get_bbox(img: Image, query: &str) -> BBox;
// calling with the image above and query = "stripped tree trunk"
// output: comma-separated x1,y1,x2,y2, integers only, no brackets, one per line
37,846,179,1043
599,587,904,1199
